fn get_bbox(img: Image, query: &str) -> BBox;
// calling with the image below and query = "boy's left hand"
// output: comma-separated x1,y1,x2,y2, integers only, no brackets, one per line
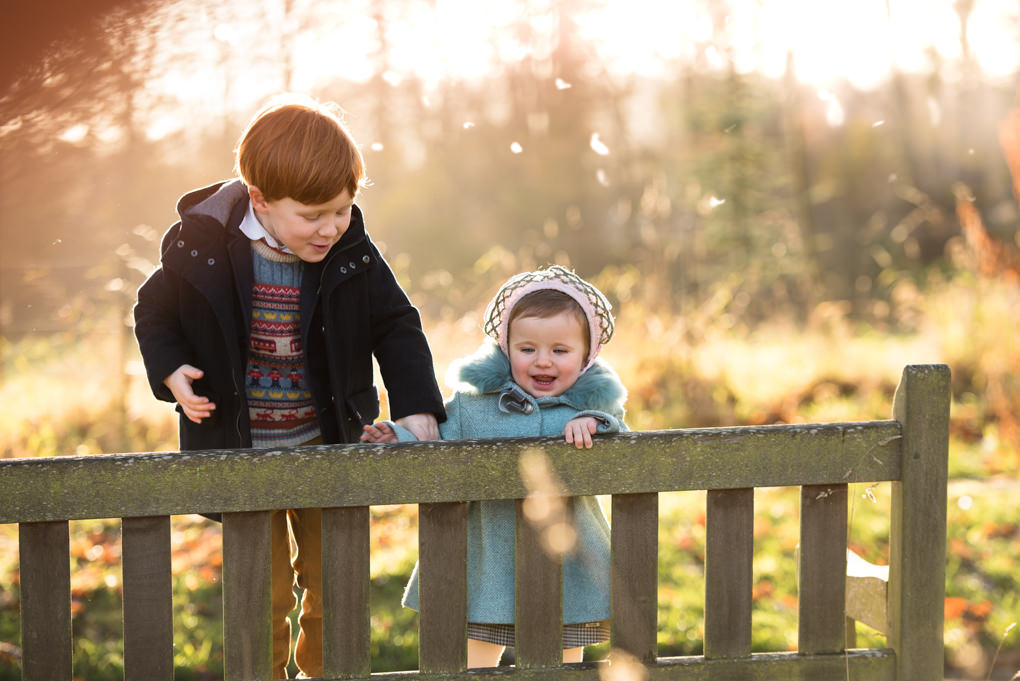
564,417,598,449
394,412,439,441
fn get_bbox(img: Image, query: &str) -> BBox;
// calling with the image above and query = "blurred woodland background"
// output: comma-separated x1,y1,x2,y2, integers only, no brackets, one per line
2,0,1020,678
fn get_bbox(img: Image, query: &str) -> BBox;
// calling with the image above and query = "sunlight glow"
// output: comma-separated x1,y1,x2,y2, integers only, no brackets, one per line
818,90,846,127
581,0,1019,88
59,124,89,143
135,0,1020,143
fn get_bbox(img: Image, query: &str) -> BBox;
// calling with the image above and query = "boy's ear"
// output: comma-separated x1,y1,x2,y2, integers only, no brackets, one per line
248,185,269,213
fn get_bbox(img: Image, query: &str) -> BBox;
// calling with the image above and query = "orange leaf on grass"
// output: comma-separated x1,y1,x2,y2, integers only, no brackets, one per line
945,596,969,620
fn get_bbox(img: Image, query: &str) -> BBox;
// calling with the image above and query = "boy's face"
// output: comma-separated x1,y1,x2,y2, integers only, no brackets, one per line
507,311,588,398
249,186,354,262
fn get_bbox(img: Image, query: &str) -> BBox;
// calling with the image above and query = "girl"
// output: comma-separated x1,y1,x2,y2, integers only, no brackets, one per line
362,265,627,667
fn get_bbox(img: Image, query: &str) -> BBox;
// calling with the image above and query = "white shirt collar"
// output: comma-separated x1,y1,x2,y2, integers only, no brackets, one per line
238,200,292,253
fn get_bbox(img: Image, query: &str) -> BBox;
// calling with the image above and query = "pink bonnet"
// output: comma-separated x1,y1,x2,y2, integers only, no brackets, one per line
482,265,614,372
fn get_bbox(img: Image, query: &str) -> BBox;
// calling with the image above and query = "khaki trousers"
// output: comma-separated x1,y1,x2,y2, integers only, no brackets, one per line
271,507,323,679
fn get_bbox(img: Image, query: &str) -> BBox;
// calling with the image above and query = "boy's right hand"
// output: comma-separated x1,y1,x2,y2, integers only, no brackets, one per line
360,422,398,443
164,364,216,424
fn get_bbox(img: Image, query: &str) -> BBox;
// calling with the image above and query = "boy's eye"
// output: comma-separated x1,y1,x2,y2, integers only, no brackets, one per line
304,213,321,221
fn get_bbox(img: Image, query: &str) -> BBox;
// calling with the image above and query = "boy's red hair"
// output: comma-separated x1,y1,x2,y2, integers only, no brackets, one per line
235,95,365,204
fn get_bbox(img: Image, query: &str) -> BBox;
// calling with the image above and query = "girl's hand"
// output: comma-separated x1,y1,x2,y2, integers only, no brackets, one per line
164,364,216,424
564,417,598,449
361,422,398,443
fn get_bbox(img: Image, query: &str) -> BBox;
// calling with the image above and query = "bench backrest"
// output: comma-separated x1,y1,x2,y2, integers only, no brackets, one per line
0,364,950,681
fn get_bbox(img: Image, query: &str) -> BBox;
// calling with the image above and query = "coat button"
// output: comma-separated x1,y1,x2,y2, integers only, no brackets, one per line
349,261,356,269
208,258,215,265
340,266,347,274
177,240,185,248
362,255,370,263
190,249,198,257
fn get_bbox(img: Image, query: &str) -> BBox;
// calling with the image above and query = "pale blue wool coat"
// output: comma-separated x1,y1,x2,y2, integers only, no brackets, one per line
397,340,628,624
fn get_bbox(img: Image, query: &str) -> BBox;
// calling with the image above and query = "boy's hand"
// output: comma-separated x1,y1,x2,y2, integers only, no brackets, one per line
360,422,398,443
164,364,216,424
393,412,439,441
564,417,598,449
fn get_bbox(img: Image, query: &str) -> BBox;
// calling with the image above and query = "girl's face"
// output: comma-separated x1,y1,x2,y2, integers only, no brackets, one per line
507,311,588,398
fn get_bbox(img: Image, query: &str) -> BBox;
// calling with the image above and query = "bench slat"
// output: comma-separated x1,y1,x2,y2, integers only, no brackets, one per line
798,484,848,653
846,548,890,634
222,511,272,681
322,506,371,678
322,649,896,681
611,493,658,662
122,515,173,680
19,520,72,681
515,497,566,667
0,422,902,523
418,502,468,672
704,488,753,659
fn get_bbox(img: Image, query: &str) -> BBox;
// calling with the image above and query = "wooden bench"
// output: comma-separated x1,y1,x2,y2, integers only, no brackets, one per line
0,364,950,681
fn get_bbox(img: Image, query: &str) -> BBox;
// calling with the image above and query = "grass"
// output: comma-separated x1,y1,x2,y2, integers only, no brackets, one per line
0,268,1018,678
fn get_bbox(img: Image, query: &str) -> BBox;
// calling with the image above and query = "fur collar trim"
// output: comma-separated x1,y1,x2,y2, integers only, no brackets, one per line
448,340,626,414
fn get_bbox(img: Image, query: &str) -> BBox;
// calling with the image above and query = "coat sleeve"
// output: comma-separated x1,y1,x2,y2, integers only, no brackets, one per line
573,409,626,434
133,225,195,403
380,393,462,441
365,244,446,423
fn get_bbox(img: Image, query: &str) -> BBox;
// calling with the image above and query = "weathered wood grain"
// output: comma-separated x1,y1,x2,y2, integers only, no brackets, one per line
303,649,896,681
888,364,951,681
798,484,848,654
322,506,371,678
516,498,564,668
610,493,658,663
704,488,753,659
122,515,173,681
0,421,902,522
222,511,273,681
19,521,72,681
418,502,468,673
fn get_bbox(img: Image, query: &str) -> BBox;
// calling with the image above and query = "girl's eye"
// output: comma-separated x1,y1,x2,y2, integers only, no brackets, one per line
304,214,321,221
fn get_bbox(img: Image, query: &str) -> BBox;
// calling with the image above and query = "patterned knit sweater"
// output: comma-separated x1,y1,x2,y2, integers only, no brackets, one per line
246,240,320,447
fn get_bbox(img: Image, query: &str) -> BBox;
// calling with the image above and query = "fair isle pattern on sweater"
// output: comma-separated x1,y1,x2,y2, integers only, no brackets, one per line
246,240,321,447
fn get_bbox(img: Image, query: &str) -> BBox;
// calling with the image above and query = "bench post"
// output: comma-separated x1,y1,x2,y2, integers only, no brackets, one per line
19,521,72,681
888,364,950,681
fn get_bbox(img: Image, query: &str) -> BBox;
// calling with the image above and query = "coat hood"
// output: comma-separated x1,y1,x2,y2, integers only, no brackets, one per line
448,339,626,415
178,179,249,225
170,178,368,256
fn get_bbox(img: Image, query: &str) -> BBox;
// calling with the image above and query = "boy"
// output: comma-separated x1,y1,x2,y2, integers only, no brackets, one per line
134,95,445,679
362,265,626,668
